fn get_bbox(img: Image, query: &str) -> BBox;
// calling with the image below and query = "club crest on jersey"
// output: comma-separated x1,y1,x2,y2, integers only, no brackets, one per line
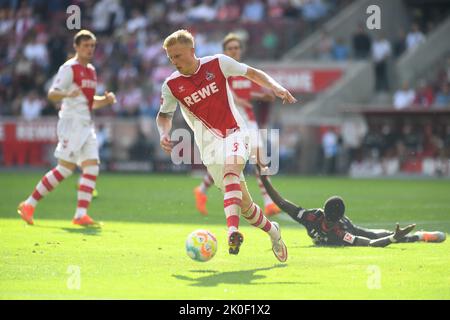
178,85,186,93
205,71,215,81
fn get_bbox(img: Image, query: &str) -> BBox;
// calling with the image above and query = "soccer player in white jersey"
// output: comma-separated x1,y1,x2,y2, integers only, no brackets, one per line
194,33,282,217
17,30,116,226
156,30,297,261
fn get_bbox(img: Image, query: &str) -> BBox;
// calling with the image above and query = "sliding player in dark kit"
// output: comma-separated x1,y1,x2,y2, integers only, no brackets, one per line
258,167,446,247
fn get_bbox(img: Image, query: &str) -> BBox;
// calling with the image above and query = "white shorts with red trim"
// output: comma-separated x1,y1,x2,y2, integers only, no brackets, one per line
200,129,251,192
54,117,99,166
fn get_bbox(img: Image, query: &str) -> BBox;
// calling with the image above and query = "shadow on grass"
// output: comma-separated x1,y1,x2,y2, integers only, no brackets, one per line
172,264,318,287
34,224,102,236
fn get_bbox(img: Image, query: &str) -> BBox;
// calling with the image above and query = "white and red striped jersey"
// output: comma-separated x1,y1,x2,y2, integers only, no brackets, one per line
228,75,264,122
160,54,248,139
50,58,97,120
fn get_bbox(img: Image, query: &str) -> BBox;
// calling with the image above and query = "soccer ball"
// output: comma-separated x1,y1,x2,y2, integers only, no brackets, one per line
186,229,217,262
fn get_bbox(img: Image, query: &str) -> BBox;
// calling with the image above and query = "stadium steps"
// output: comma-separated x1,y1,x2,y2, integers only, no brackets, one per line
395,15,450,89
283,0,409,61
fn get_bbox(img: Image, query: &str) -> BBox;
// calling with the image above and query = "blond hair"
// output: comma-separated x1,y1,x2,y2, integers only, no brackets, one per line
163,29,195,49
74,29,96,45
222,33,242,50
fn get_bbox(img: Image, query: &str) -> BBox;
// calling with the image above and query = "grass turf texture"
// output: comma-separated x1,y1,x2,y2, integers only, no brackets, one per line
1,172,449,299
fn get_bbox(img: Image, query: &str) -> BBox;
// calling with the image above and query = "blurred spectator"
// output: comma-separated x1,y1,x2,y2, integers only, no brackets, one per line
321,128,338,174
0,9,14,35
302,0,329,22
413,80,434,108
241,0,265,22
372,34,391,92
262,31,279,58
399,124,421,156
96,123,112,165
278,125,300,172
167,2,188,25
92,0,125,35
393,81,415,110
393,28,407,58
315,30,334,60
20,90,44,120
352,23,371,60
332,37,349,61
126,9,149,34
186,0,217,22
23,35,49,69
434,82,450,108
216,0,241,21
15,5,35,42
406,23,426,52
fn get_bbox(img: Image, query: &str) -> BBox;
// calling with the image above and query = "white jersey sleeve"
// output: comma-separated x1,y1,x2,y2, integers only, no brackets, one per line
159,80,178,115
50,65,73,92
217,54,248,78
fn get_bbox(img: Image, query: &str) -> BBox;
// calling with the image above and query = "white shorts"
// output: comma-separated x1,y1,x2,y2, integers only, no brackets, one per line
200,129,251,192
54,118,99,166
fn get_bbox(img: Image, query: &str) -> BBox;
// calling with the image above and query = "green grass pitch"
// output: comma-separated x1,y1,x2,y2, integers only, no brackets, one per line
1,172,449,299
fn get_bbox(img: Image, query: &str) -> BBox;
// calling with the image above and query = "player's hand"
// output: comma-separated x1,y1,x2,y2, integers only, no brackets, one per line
273,87,297,104
393,223,416,241
66,88,81,98
104,91,117,105
257,164,270,176
160,134,173,154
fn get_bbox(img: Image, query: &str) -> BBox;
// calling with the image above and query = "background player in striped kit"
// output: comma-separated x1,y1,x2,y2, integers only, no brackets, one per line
17,30,116,226
157,30,297,261
194,33,282,217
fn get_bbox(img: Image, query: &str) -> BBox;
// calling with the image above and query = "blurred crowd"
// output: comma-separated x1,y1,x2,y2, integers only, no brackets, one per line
393,56,450,110
0,0,342,120
349,121,450,176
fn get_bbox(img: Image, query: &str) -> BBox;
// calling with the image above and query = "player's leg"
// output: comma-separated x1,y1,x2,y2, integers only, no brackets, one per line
401,231,446,243
72,128,101,226
193,172,214,216
255,163,281,216
240,181,287,262
18,159,75,225
249,122,280,216
350,224,445,243
223,156,246,255
350,224,393,239
73,159,99,226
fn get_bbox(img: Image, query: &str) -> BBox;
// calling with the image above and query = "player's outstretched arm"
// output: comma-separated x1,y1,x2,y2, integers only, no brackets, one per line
257,166,302,218
156,112,174,154
245,67,297,104
93,91,116,109
353,223,416,247
48,87,81,103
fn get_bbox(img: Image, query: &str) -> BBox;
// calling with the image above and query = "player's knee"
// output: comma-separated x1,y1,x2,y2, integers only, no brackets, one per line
83,164,99,176
55,164,74,178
